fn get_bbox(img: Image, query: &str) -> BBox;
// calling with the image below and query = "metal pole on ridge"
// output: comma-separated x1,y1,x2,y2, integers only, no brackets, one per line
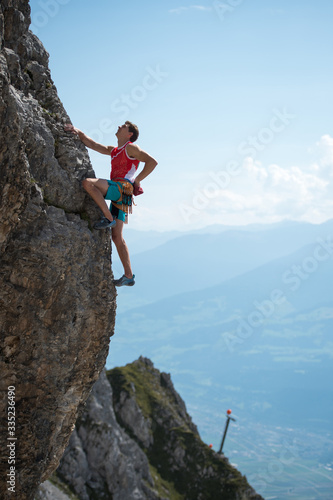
218,409,236,454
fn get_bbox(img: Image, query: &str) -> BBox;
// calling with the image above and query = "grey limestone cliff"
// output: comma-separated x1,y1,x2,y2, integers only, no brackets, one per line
55,369,161,500
0,1,116,499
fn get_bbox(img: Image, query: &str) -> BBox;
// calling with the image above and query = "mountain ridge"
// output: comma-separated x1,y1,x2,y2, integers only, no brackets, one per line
115,235,333,322
114,219,333,311
39,358,264,500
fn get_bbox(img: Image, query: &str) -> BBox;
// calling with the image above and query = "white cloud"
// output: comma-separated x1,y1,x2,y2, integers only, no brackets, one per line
217,155,330,220
173,135,333,229
315,134,333,169
127,135,333,231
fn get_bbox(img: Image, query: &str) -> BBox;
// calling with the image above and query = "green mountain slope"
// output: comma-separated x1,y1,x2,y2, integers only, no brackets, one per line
107,358,263,500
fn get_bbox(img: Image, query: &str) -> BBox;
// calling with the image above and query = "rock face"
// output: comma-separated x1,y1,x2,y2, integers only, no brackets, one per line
53,358,263,500
56,369,161,500
0,1,116,499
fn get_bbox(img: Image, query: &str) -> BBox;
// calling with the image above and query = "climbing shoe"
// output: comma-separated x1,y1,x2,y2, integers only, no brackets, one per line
113,274,135,287
94,217,116,230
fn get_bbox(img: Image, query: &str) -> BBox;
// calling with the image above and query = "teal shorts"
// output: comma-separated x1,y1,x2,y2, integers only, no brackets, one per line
105,180,126,222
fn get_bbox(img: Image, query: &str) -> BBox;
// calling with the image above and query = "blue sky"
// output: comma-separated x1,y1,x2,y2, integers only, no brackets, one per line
29,0,333,231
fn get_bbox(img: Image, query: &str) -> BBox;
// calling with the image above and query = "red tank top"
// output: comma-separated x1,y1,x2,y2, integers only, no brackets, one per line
110,141,140,182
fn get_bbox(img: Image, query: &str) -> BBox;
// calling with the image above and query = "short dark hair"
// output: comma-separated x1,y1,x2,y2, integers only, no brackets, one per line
125,121,139,142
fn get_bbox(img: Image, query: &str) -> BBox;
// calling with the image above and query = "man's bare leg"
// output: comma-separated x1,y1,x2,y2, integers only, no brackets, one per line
112,219,133,278
82,178,114,221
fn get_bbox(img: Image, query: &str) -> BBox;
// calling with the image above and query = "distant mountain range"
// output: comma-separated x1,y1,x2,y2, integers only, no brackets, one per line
113,219,333,309
108,220,333,499
111,232,333,421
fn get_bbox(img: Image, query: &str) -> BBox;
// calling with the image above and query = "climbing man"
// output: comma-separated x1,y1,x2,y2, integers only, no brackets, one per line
64,121,158,287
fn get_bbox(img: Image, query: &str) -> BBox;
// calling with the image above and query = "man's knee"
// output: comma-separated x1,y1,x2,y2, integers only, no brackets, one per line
82,178,109,197
82,178,92,192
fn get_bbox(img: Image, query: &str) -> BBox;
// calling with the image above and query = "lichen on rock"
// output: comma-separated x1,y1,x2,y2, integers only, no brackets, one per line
0,1,116,499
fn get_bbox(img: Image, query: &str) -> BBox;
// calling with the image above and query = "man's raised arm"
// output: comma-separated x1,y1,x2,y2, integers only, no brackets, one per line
64,124,113,155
